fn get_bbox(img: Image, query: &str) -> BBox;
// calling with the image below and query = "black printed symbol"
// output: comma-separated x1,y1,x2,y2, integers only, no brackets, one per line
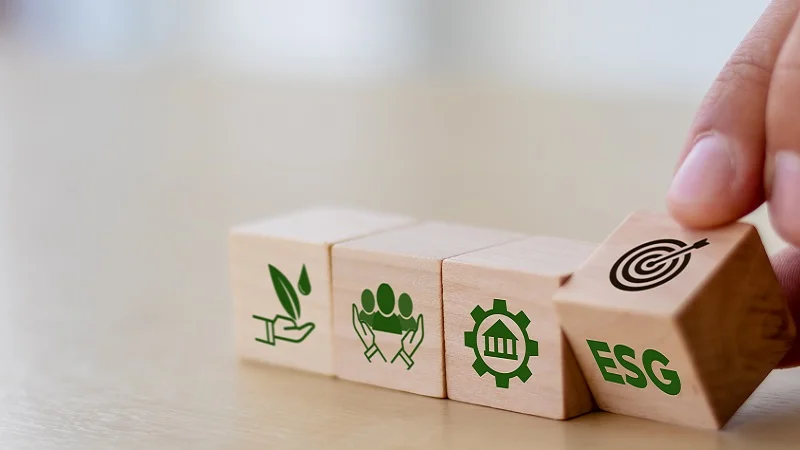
609,238,710,292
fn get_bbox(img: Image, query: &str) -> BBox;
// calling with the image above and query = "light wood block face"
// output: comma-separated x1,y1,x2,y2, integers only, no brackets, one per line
442,236,596,419
553,211,796,429
229,207,415,375
332,222,524,397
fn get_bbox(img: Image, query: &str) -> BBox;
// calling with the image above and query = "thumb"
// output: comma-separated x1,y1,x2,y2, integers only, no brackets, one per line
667,1,798,228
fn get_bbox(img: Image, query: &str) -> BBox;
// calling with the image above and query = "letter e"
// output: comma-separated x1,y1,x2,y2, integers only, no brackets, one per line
587,339,624,385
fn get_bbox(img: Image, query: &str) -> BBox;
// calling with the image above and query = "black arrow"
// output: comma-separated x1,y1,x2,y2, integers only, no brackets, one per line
647,238,709,266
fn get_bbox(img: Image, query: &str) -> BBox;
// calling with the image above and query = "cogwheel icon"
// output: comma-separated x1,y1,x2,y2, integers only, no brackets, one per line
464,299,538,388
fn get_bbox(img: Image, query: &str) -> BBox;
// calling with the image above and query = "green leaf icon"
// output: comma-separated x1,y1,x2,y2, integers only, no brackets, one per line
269,264,300,322
298,264,312,296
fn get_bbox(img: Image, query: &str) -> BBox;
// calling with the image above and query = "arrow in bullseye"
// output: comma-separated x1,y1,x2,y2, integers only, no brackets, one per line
646,238,709,266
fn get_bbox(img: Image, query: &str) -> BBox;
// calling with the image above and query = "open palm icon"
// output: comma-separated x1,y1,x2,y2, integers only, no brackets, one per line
352,304,386,362
391,315,424,369
253,314,315,345
273,315,315,342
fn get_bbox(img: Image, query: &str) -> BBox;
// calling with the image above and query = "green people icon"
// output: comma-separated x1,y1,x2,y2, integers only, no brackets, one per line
352,283,424,369
464,299,538,388
253,264,315,346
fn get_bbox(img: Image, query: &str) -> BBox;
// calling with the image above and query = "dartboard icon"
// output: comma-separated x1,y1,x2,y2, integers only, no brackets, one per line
609,238,710,292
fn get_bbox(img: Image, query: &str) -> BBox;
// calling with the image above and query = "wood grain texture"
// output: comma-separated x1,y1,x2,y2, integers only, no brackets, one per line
442,236,597,419
677,227,796,426
331,221,524,397
229,207,415,375
5,67,800,449
231,206,413,244
4,218,800,449
553,211,796,429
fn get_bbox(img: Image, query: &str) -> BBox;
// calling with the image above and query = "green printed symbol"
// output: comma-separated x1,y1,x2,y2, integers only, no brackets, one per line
587,340,681,396
482,320,519,360
252,264,315,346
465,299,538,388
352,283,424,369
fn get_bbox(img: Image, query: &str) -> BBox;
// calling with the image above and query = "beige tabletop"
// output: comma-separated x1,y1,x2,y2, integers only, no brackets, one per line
3,60,800,449
2,247,800,450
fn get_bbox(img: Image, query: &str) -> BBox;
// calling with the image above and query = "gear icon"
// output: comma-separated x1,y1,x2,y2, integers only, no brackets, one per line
464,298,538,388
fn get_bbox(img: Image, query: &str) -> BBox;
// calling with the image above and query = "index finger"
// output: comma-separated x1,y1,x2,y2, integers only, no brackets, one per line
667,0,799,228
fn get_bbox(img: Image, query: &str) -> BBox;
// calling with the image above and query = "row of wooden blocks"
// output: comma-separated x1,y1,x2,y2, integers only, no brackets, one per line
228,207,796,430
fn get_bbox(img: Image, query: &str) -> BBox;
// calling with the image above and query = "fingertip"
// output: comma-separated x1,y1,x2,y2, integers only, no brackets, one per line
666,134,764,229
666,198,731,230
768,151,800,248
666,190,758,230
770,213,800,251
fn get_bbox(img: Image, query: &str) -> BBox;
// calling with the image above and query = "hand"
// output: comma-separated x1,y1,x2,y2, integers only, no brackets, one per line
665,0,800,367
392,315,424,369
274,315,315,343
252,314,315,345
352,304,385,362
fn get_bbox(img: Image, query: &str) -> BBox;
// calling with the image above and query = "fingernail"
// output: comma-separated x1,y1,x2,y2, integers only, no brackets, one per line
668,134,736,206
769,151,800,241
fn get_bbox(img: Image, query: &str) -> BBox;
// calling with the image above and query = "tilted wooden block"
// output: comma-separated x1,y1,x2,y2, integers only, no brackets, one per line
553,211,796,429
442,236,596,419
332,222,524,397
229,207,415,375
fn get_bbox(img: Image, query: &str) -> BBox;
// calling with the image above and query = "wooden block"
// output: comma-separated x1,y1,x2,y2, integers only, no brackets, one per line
442,236,597,419
229,206,415,375
332,221,524,397
553,211,796,429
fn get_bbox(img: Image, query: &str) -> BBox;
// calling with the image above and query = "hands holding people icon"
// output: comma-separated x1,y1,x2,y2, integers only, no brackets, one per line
352,283,424,369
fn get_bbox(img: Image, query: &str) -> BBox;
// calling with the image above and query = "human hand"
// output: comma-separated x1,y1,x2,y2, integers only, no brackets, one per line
352,304,385,362
665,0,800,367
392,315,424,369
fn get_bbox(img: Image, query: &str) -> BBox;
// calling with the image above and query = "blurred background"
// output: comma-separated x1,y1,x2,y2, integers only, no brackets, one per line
3,2,795,444
0,1,780,325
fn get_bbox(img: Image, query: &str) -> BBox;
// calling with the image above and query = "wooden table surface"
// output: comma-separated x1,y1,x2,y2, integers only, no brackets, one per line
2,251,800,450
2,62,800,449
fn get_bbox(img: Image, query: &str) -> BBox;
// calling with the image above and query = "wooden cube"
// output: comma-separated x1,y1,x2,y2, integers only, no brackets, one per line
442,236,597,419
332,222,524,397
229,207,415,375
553,211,796,429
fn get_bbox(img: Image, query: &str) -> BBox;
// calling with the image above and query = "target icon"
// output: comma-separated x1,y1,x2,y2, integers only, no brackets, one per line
609,238,710,292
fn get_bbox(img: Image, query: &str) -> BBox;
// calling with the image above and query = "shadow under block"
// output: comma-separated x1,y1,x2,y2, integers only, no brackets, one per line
229,207,415,375
442,236,597,420
553,211,796,429
332,222,525,397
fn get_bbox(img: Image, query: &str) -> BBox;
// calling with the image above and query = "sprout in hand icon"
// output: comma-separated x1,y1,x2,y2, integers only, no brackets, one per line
253,264,316,346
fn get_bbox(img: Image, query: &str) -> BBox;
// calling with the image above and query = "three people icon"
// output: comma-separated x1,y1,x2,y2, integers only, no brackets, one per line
358,283,417,334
